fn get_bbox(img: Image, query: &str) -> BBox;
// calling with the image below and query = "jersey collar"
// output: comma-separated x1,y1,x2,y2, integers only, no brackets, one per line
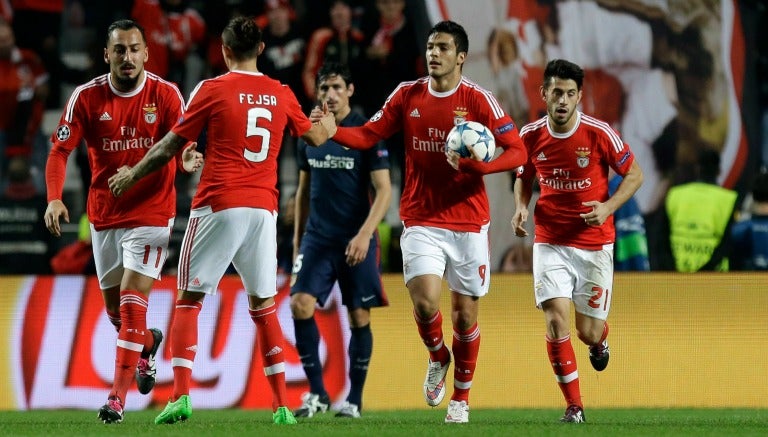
107,71,147,97
547,110,582,139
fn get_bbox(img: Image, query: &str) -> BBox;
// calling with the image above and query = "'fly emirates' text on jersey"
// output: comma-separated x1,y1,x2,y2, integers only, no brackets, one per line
334,76,526,232
174,70,312,213
518,111,635,249
46,72,185,230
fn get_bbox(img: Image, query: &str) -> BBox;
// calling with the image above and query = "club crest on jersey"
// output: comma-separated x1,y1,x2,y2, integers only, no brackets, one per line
575,147,591,168
143,103,158,124
453,108,468,125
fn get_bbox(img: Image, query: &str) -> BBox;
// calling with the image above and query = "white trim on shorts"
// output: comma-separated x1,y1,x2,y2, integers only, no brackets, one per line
400,224,491,297
90,219,174,290
532,242,614,320
177,206,278,298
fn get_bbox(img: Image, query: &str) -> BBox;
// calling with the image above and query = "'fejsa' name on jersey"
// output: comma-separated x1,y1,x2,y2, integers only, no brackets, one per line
239,93,277,106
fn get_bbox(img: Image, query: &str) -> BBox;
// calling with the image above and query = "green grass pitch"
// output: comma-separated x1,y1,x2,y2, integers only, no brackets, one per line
1,408,767,436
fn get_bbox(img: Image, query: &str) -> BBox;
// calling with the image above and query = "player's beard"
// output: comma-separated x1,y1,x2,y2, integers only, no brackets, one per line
113,73,140,90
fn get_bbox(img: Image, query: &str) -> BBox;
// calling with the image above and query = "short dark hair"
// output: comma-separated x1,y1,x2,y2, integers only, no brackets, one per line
106,19,146,46
317,62,353,87
428,20,468,55
222,16,262,60
696,146,721,182
543,59,584,90
751,171,768,202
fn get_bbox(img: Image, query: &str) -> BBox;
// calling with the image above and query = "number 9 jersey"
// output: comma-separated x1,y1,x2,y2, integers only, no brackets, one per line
173,70,312,213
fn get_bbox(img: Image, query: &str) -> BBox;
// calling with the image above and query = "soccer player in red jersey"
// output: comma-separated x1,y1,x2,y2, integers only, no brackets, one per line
512,59,644,423
43,19,203,424
108,16,336,426
311,20,527,424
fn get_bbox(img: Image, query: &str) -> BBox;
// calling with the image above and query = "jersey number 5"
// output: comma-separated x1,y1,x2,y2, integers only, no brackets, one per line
244,107,273,163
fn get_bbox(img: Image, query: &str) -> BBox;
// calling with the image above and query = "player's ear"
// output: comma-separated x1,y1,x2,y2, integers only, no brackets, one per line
257,41,265,56
539,85,546,101
457,51,466,67
103,48,109,65
347,83,355,97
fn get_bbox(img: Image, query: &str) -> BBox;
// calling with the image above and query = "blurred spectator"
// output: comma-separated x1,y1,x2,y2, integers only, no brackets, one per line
609,174,650,271
301,0,366,104
259,0,309,111
661,147,738,272
0,16,48,171
358,0,422,183
10,0,86,108
359,0,422,115
131,0,206,90
201,0,261,77
498,243,533,273
0,156,55,274
730,171,768,270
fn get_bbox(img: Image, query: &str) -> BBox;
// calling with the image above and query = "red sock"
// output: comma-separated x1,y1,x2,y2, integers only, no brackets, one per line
414,310,450,364
109,290,147,404
170,299,202,401
599,322,609,343
250,304,288,411
106,309,121,332
451,323,480,403
546,335,582,408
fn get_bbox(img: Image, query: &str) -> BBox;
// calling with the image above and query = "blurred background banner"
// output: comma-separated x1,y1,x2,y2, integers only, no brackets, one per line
422,0,757,268
1,273,766,411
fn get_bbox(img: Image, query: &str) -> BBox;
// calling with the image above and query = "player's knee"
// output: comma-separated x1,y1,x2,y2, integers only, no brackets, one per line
289,292,316,318
575,327,601,345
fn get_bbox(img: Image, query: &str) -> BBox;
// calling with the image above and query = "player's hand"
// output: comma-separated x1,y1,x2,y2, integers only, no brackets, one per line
445,148,460,170
44,199,69,237
511,209,529,237
108,166,136,197
182,142,204,173
318,102,337,138
345,233,370,266
580,200,610,226
309,105,325,123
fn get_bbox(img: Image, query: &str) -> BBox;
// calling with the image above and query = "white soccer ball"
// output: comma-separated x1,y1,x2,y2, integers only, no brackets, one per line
445,121,496,162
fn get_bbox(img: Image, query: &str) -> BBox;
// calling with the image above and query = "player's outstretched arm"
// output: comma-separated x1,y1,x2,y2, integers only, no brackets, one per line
108,131,188,196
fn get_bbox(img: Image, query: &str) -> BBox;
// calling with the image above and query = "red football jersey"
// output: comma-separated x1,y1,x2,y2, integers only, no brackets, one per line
173,70,312,213
336,76,526,232
517,111,635,249
46,72,185,230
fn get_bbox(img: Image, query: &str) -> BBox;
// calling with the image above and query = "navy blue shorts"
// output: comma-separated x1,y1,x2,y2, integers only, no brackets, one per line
290,233,388,309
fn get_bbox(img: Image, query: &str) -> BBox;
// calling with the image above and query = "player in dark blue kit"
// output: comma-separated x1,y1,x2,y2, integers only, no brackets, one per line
290,62,392,419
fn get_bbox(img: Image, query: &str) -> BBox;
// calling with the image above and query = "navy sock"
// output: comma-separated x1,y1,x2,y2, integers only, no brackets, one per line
347,324,372,409
293,316,327,397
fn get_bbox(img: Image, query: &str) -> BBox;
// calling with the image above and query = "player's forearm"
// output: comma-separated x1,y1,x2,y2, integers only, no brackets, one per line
334,126,379,150
461,146,527,175
45,148,70,202
131,132,186,180
358,181,391,239
513,177,533,210
605,161,643,214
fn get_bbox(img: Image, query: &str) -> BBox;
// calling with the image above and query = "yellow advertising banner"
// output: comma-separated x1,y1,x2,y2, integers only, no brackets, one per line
0,273,765,411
